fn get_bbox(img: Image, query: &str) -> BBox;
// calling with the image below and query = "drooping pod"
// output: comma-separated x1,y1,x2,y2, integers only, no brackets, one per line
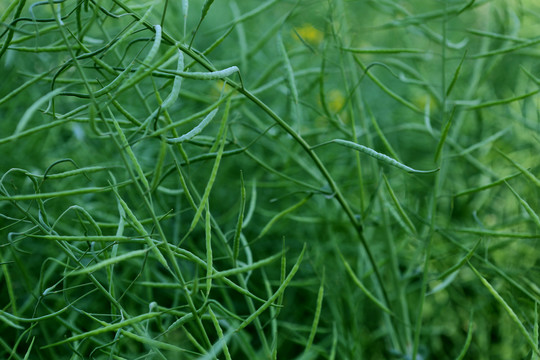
313,139,439,174
166,108,219,144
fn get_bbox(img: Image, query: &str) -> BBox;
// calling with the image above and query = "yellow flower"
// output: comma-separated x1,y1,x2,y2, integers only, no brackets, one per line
411,93,436,112
293,24,323,45
327,89,345,113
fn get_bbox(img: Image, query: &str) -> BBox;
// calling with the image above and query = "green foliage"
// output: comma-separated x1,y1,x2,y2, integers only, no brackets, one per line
1,0,539,358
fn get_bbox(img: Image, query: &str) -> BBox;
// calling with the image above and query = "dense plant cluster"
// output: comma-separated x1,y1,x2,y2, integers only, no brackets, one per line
1,0,539,358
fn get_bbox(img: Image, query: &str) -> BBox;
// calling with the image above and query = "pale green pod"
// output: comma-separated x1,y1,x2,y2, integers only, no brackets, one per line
314,139,439,174
159,66,239,81
146,25,162,63
139,50,184,129
15,87,66,135
166,108,218,143
182,0,188,36
92,62,136,98
161,51,184,109
277,32,298,104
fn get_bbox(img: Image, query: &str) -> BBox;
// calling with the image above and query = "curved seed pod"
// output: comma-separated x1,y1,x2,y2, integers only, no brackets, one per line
138,51,185,131
316,139,439,174
182,0,188,36
159,66,239,81
161,50,184,109
15,87,66,135
118,24,163,93
166,108,218,143
277,32,298,104
146,25,162,63
93,62,136,98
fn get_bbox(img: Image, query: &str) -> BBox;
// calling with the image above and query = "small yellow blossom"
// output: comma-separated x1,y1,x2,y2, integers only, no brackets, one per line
327,89,345,113
293,24,323,45
411,93,436,112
